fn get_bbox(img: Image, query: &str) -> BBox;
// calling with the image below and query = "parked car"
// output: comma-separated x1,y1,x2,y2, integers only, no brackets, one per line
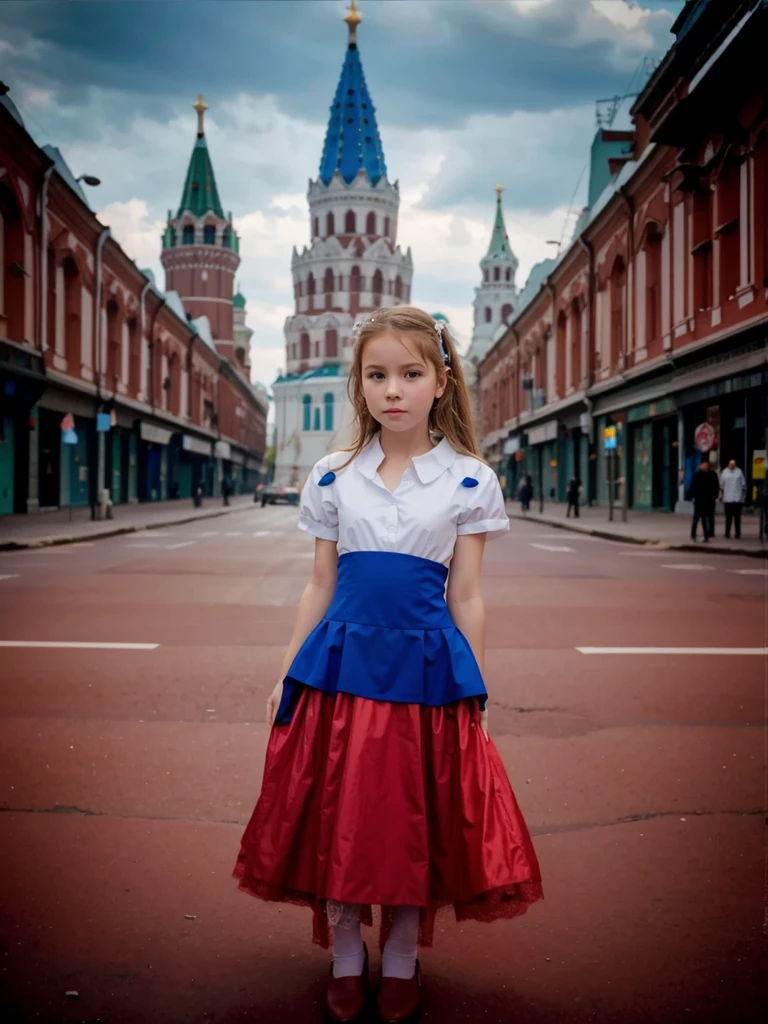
258,483,300,507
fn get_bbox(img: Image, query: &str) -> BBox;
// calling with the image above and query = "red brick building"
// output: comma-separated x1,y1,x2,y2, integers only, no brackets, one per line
479,0,767,514
0,87,268,515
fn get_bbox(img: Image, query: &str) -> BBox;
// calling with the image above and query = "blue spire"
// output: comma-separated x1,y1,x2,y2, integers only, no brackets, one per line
319,4,387,187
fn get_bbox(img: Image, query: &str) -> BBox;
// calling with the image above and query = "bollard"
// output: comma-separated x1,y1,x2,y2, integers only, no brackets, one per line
193,487,203,509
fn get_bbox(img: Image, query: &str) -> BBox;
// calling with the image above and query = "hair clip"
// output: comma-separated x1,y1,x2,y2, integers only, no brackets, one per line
434,320,450,365
352,317,376,340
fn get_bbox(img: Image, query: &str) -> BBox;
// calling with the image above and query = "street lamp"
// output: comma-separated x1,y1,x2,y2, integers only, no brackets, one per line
76,174,101,187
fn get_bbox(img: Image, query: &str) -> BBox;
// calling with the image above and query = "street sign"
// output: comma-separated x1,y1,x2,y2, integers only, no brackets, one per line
96,413,111,432
60,413,74,432
604,426,617,451
694,422,716,452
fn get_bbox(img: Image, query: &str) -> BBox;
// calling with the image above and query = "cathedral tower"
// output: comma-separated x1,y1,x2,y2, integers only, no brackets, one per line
466,185,518,366
160,97,244,368
273,0,414,486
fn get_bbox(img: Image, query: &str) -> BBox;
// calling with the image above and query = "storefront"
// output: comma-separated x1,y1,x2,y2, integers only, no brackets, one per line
0,340,46,514
181,433,214,499
138,421,173,502
625,397,678,511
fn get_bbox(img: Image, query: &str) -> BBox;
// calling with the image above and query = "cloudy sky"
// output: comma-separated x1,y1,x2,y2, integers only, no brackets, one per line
1,0,684,389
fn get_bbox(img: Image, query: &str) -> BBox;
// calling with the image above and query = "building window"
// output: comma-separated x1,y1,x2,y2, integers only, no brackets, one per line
373,268,383,305
555,311,566,398
384,216,390,238
203,224,216,245
307,272,316,296
324,267,334,295
571,298,582,390
182,225,194,245
325,328,338,358
63,255,81,370
326,212,335,236
505,268,511,282
350,265,362,292
645,225,662,354
106,299,121,387
609,256,625,371
345,210,356,233
484,306,492,323
324,392,334,431
366,211,376,235
394,275,403,300
314,407,321,431
717,160,740,302
222,227,230,248
302,394,311,431
300,332,310,360
501,303,513,322
493,266,500,282
0,184,26,344
313,217,319,238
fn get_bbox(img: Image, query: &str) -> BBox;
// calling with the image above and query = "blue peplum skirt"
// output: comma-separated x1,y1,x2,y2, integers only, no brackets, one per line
274,550,488,725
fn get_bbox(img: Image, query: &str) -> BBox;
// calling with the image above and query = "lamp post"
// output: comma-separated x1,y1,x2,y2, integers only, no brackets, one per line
76,174,101,188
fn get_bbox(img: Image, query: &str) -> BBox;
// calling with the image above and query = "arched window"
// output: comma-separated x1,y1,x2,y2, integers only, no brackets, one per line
555,311,567,398
323,267,334,295
571,298,582,390
324,392,334,431
300,332,310,360
325,328,338,358
326,212,335,236
345,210,356,233
127,317,139,396
63,256,81,371
203,224,216,245
350,266,362,292
313,217,319,238
307,273,316,296
718,159,740,303
46,246,56,352
373,268,383,304
501,303,513,322
302,394,311,431
0,184,26,344
645,225,662,357
106,299,121,387
610,256,626,371
366,211,376,235
493,266,500,282
384,216,390,238
182,224,194,245
505,268,511,282
394,275,403,300
222,227,230,249
484,306,492,324
313,407,321,431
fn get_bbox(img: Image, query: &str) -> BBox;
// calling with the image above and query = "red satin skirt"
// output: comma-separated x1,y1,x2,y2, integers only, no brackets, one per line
233,688,543,949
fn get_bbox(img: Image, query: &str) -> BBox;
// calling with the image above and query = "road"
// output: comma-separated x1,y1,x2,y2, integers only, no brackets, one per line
0,508,765,1023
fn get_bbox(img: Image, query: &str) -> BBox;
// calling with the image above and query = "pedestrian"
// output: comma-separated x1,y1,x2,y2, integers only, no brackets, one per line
689,459,719,541
566,476,580,518
719,458,747,539
517,474,530,513
222,476,231,506
234,307,542,1024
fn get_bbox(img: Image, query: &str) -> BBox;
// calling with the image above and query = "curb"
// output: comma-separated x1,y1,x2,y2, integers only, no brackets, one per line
0,502,259,552
507,511,767,559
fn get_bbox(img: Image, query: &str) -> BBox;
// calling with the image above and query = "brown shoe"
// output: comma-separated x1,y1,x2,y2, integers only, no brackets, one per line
376,960,422,1022
326,943,369,1022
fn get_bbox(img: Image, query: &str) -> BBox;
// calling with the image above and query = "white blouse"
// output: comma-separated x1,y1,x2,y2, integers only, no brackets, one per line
298,434,509,567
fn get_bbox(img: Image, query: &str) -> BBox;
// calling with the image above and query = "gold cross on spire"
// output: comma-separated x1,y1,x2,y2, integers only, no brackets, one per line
344,0,362,46
496,183,504,199
193,94,208,137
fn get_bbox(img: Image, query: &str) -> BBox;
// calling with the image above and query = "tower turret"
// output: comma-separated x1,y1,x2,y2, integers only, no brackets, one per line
161,96,243,366
467,185,519,366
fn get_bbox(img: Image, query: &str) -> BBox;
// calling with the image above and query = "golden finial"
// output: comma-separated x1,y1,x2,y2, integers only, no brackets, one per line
193,94,208,137
344,0,362,46
496,183,504,199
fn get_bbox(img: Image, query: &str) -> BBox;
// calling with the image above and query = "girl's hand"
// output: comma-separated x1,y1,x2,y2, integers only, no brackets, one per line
479,707,489,741
266,681,283,727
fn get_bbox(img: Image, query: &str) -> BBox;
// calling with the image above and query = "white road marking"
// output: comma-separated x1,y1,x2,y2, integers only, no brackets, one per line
197,531,219,537
730,569,768,575
224,531,242,537
0,575,20,581
0,641,160,650
24,548,72,555
530,543,576,553
577,647,767,655
660,563,715,571
127,541,196,550
166,541,195,549
252,530,273,537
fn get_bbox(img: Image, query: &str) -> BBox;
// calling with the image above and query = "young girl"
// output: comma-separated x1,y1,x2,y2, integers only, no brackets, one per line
234,307,543,1022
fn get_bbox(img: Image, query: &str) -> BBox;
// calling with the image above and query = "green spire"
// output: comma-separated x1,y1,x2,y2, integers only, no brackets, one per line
177,95,224,219
233,290,246,309
485,183,512,260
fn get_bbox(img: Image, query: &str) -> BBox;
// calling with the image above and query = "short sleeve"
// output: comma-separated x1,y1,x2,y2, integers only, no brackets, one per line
456,464,509,541
298,457,339,542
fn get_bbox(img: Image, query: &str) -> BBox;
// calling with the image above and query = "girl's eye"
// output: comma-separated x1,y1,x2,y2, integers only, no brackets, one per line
405,371,422,379
367,371,385,380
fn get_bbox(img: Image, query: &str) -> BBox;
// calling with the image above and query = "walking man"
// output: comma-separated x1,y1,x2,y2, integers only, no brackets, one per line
719,459,747,539
689,460,719,542
566,477,580,518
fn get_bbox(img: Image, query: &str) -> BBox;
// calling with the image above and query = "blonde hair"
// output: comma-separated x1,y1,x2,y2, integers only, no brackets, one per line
339,305,482,467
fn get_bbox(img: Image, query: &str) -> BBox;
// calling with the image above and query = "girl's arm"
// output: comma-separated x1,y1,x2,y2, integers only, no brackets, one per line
446,532,490,739
266,537,338,724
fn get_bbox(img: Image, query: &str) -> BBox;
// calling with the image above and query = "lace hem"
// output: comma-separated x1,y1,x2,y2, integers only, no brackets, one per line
233,860,543,951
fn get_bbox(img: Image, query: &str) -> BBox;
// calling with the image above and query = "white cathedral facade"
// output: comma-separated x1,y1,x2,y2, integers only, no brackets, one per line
273,2,413,487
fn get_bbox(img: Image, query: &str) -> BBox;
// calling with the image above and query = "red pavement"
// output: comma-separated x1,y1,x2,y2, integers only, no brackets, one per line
0,508,764,1023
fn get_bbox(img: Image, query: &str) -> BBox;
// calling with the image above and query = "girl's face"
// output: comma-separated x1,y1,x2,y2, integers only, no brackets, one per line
361,330,446,435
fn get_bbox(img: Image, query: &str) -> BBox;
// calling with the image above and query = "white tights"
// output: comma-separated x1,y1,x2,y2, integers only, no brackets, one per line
328,901,419,980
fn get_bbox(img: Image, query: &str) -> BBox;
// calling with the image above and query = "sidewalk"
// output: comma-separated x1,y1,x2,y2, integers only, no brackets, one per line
0,494,259,550
507,501,766,558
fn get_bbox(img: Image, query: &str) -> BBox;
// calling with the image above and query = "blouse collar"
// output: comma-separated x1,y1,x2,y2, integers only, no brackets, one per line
355,433,456,485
